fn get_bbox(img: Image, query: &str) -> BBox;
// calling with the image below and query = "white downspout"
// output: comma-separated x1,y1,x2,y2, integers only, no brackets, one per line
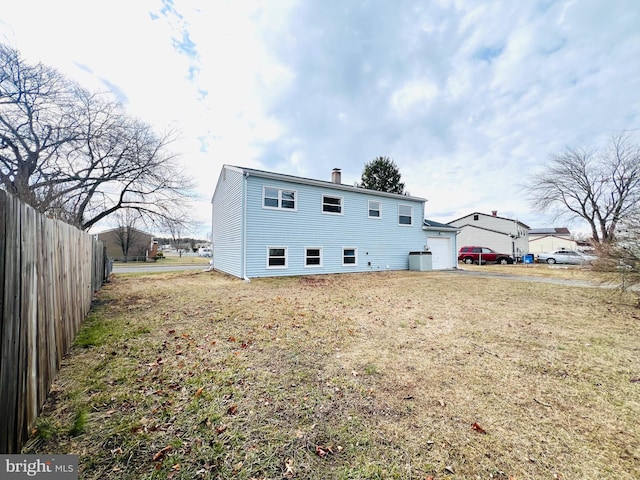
242,172,250,282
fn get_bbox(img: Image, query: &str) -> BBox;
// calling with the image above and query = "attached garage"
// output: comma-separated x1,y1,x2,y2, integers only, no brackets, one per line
427,236,453,270
423,220,459,270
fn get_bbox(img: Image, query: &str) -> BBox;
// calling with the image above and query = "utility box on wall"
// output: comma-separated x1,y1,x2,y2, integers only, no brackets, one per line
409,251,432,271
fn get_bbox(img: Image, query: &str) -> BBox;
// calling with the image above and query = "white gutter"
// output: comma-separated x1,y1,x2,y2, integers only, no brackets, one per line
242,172,250,282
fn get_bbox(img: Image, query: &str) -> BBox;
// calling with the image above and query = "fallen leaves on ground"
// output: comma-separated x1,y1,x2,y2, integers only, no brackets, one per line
471,422,487,434
315,444,334,458
152,445,172,461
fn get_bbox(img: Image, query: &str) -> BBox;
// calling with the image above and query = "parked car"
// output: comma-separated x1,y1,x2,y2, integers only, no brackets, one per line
458,246,514,265
536,250,596,265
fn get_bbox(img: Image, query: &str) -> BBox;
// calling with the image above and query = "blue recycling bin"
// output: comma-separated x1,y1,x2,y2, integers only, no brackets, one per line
523,254,534,264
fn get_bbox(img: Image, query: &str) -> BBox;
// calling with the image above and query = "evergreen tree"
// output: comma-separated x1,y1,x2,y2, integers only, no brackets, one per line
358,156,405,194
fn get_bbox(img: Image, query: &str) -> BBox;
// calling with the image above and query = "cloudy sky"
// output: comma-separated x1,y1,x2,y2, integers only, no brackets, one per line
2,0,639,236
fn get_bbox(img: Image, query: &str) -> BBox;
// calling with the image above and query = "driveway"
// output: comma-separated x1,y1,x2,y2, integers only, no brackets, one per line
446,267,603,288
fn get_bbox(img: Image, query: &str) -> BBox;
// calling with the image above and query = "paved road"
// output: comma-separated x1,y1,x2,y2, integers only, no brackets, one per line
112,264,211,274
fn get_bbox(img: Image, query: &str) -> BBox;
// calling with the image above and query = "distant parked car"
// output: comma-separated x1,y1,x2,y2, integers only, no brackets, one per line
458,246,514,265
537,250,596,265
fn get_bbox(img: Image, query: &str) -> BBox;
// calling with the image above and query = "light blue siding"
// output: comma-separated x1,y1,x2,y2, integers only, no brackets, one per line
211,167,244,278
243,175,427,277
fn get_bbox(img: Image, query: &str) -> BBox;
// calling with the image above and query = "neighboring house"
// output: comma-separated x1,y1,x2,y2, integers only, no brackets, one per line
97,227,154,261
211,165,457,278
447,211,530,259
528,228,576,253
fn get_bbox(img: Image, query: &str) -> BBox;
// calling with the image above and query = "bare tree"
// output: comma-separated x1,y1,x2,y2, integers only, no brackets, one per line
0,44,194,230
161,216,193,257
590,211,640,296
527,134,640,243
0,44,83,209
112,209,150,262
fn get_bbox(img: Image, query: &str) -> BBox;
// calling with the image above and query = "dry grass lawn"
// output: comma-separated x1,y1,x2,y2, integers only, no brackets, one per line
24,269,640,479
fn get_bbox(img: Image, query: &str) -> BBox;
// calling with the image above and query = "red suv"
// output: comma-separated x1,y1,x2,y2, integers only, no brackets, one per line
458,246,514,265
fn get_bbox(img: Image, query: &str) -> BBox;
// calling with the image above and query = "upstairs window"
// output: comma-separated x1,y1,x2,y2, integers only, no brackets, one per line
368,200,381,218
398,205,413,225
263,187,296,210
322,195,343,214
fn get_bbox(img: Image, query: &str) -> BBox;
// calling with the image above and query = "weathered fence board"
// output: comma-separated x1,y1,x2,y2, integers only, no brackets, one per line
0,190,20,456
0,190,111,453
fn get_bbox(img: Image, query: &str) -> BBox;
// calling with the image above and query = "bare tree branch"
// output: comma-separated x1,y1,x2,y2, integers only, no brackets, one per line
526,133,640,243
0,43,195,230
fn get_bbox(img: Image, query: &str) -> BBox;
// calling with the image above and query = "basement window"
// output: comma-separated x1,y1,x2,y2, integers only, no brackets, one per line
343,248,357,266
267,247,287,268
305,247,322,267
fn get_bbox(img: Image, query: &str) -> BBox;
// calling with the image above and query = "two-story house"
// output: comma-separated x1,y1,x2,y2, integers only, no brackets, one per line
211,165,457,278
447,211,529,259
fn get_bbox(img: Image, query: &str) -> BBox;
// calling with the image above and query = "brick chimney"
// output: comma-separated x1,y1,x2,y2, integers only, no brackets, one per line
331,168,342,184
492,210,498,217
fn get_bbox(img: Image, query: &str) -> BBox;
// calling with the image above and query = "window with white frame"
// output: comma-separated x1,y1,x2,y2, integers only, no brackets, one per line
305,247,322,267
398,205,413,225
267,247,287,268
322,194,343,214
342,247,357,266
368,200,381,218
263,187,296,210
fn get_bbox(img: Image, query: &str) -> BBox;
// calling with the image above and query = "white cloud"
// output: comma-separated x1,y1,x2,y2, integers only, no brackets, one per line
2,0,640,238
390,80,439,116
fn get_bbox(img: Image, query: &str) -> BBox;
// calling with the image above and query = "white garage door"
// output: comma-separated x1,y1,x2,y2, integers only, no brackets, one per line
428,237,452,270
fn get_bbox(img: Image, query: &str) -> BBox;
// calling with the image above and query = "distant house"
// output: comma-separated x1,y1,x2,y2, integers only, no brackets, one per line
447,211,529,259
97,227,154,262
210,165,458,278
528,227,576,253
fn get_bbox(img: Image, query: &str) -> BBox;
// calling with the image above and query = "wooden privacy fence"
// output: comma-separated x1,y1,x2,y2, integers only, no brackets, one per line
0,190,111,453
